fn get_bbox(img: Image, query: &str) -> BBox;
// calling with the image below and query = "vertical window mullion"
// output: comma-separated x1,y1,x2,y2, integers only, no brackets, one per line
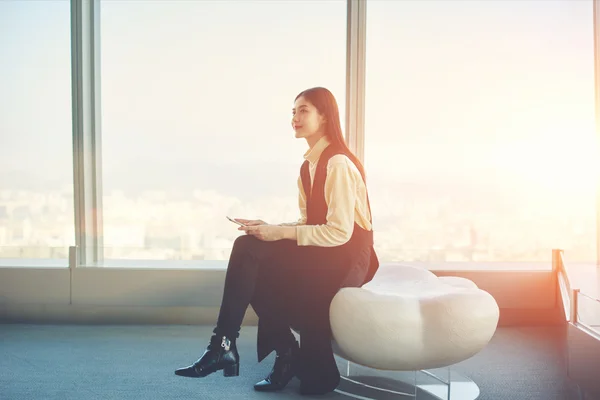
71,0,104,266
346,0,367,164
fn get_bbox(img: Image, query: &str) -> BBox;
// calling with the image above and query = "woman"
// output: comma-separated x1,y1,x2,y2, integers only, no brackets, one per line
175,87,379,395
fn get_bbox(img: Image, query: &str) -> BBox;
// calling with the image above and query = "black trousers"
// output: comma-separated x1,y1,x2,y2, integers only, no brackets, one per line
215,234,370,354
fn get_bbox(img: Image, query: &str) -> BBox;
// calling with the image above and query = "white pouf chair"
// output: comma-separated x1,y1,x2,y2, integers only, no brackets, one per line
329,264,500,399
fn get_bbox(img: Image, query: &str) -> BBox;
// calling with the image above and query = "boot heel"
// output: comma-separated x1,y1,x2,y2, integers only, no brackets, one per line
223,363,239,377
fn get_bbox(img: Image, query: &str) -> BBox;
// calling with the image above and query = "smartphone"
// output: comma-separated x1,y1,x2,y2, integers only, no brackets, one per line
226,216,247,227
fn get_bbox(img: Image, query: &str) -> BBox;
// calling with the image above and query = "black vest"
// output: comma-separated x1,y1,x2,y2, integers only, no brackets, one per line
300,144,379,285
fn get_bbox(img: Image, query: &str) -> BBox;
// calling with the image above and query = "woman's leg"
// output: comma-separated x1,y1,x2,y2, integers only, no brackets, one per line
298,246,372,395
251,286,300,392
248,241,304,392
175,235,292,378
297,290,341,393
251,290,297,352
214,234,271,339
250,246,300,357
215,235,303,339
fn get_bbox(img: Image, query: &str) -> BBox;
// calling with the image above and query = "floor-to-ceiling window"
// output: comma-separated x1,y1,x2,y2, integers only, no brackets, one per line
364,0,597,264
99,0,347,263
0,0,73,265
1,0,597,269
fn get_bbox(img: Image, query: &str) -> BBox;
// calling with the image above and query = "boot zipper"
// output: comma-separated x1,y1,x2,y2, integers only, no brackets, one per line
221,336,230,351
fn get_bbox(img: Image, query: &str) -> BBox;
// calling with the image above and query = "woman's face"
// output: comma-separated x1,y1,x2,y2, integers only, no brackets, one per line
291,96,325,140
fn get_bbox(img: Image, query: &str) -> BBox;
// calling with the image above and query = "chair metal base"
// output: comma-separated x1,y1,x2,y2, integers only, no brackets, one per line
333,357,480,400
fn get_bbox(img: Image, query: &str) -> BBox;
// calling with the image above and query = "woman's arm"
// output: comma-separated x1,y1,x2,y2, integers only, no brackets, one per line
242,156,361,244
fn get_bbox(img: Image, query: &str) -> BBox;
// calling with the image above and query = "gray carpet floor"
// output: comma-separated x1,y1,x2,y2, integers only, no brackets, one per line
0,324,589,400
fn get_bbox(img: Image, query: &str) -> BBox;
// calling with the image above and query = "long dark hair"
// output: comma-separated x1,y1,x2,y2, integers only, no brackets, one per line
295,87,367,182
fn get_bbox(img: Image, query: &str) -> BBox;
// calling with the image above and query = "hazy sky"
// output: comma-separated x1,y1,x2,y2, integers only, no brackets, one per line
0,0,597,203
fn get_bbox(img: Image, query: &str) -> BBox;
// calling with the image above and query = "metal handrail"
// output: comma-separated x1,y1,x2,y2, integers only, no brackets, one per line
578,291,600,304
573,289,600,339
553,249,600,328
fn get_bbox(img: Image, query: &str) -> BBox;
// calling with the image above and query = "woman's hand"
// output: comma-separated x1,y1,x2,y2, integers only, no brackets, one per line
235,218,267,226
241,225,295,242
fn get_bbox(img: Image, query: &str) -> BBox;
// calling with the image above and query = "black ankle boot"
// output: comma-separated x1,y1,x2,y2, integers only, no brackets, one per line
254,341,299,392
175,335,239,378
